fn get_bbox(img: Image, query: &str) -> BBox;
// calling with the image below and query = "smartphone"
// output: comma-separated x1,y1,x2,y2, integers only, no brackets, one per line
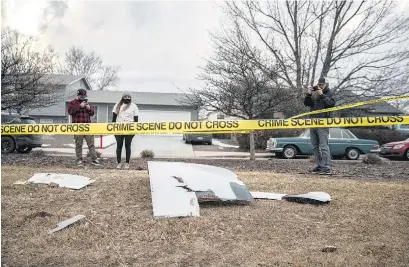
313,86,318,91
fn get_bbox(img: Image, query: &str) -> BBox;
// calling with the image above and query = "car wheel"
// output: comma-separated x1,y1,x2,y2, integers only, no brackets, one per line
345,148,360,160
208,140,212,145
17,146,33,154
283,146,297,159
405,149,409,161
1,136,16,153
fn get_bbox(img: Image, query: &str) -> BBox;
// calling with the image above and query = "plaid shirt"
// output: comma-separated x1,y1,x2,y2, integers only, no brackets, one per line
68,98,95,123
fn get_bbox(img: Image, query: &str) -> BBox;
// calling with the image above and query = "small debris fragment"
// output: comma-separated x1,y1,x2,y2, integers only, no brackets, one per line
28,173,95,190
48,215,85,234
321,246,337,252
13,180,28,185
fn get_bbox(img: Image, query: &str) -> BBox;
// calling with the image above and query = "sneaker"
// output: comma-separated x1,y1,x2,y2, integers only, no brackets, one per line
77,160,83,167
91,159,101,166
310,167,321,174
124,163,130,169
116,163,122,169
319,168,331,175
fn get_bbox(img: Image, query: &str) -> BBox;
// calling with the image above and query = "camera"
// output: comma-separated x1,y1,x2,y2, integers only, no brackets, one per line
313,86,319,91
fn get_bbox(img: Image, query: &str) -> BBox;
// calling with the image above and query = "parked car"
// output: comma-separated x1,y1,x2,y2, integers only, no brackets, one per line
379,138,409,160
266,128,379,160
183,133,212,145
391,124,409,134
1,113,43,154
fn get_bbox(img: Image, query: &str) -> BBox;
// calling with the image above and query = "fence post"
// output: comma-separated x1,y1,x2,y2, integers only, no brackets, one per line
100,135,103,148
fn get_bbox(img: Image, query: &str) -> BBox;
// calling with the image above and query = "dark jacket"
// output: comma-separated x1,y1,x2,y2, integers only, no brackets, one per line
304,88,336,118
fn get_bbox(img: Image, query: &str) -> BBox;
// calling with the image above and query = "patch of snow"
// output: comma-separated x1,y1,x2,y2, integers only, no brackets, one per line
94,135,116,148
213,140,239,148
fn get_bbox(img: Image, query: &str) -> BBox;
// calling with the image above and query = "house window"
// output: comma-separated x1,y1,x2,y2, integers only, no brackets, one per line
107,105,115,122
92,105,99,122
217,114,225,119
40,118,53,124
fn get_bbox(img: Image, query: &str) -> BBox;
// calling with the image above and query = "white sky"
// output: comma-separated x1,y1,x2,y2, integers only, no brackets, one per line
2,0,409,93
1,0,223,93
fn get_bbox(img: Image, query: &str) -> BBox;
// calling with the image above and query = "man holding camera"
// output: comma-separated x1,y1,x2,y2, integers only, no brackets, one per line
67,89,100,167
304,77,336,175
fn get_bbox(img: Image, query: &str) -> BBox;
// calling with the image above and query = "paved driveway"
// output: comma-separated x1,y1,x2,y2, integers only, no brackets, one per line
101,135,194,158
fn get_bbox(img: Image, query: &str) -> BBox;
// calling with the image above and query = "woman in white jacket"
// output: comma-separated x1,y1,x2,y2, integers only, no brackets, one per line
112,91,139,169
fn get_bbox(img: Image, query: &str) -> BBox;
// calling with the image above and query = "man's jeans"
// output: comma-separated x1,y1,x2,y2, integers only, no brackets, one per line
310,128,331,170
74,135,97,161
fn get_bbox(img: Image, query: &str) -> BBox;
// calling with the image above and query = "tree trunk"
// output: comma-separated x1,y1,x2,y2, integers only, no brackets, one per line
249,131,256,161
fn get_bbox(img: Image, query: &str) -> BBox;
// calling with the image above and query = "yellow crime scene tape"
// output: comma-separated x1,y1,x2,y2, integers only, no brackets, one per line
1,95,408,135
291,95,409,119
1,116,408,135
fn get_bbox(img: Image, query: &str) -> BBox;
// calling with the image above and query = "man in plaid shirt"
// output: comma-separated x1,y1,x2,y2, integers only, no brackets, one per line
68,89,100,166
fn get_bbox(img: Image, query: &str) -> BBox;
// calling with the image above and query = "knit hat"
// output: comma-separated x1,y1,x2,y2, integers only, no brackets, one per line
318,77,326,84
122,91,132,98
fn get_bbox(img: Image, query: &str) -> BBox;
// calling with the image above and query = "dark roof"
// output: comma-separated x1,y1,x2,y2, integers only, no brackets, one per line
42,74,92,90
68,90,195,107
335,91,402,114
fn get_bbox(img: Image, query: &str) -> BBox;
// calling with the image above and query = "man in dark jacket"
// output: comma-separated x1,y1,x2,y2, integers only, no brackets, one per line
304,77,336,174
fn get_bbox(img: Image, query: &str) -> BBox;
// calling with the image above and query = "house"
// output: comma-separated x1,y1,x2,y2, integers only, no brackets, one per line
205,111,240,121
28,75,199,124
205,111,284,121
28,75,92,123
335,92,403,117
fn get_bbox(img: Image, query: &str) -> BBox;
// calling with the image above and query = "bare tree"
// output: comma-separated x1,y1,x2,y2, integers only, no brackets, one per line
60,46,120,90
222,0,409,101
186,22,296,160
1,28,62,113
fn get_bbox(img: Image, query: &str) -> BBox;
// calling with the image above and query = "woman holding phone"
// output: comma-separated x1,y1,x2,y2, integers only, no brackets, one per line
112,91,139,169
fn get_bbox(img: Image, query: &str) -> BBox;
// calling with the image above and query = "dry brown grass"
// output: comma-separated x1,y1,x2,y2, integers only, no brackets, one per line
2,165,409,267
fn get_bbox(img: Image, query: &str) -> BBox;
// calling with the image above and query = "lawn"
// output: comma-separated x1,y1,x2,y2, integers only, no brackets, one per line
1,165,409,267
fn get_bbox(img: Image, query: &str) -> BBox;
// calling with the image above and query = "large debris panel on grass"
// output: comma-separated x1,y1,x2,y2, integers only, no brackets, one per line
148,161,253,219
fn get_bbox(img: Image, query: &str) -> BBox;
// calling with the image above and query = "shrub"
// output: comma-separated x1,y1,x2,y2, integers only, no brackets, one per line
212,133,232,139
140,149,155,159
362,153,385,165
237,129,304,149
347,128,408,145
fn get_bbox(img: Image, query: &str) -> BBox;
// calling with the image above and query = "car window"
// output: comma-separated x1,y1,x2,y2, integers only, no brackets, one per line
329,129,342,139
341,130,354,139
299,130,310,138
400,124,409,129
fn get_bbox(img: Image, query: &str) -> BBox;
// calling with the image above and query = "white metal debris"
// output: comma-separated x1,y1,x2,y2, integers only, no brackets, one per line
27,173,95,190
13,180,29,185
282,192,331,204
148,161,253,219
250,192,287,200
48,215,85,234
252,191,331,204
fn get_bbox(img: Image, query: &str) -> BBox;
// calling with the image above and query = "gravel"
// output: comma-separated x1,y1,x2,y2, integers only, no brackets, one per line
2,152,408,180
